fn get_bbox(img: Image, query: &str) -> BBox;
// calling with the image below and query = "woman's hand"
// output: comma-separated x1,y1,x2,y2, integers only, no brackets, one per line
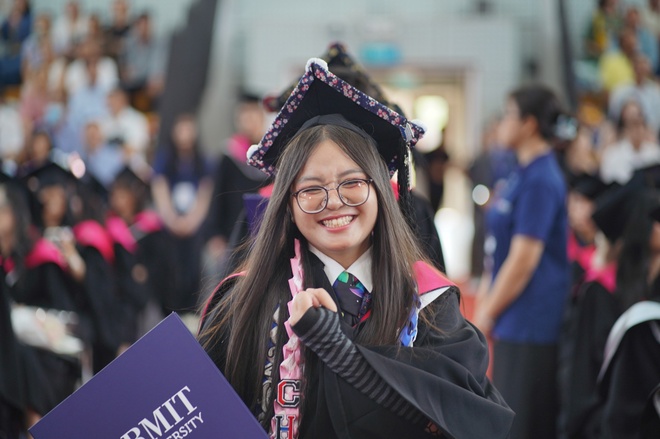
288,288,337,326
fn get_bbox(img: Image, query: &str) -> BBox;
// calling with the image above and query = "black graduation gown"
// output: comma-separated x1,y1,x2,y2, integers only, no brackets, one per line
411,191,445,271
107,216,150,344
201,256,514,439
6,241,81,416
598,300,660,439
640,383,660,438
557,280,620,439
132,211,178,316
208,154,268,241
72,221,122,373
0,265,24,437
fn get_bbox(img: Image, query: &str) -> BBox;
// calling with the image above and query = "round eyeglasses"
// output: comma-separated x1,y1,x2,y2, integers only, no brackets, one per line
292,178,374,214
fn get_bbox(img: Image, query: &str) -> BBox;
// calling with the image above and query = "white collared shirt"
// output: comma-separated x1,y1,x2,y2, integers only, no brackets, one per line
309,245,373,292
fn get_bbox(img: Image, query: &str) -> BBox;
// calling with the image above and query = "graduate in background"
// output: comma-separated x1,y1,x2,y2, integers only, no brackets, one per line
24,162,120,374
0,179,80,430
597,168,660,439
206,92,269,270
558,177,622,439
199,59,513,439
109,166,176,336
0,182,30,437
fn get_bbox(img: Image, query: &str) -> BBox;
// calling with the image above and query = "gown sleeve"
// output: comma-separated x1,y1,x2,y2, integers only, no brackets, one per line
599,321,660,439
310,290,514,439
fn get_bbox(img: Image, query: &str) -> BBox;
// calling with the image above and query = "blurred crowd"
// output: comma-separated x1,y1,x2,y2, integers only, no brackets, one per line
0,0,272,434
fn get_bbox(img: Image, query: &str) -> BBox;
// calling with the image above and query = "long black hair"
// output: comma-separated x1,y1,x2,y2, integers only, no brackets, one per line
616,189,660,310
0,183,35,276
200,124,426,426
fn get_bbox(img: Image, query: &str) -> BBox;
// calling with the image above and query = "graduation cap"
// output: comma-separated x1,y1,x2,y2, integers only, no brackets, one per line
247,58,424,221
248,59,424,176
569,173,610,200
238,91,261,104
110,165,152,211
592,165,660,242
23,161,79,194
262,43,390,113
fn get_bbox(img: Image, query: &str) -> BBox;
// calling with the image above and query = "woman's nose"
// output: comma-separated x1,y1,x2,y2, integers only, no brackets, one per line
325,188,343,209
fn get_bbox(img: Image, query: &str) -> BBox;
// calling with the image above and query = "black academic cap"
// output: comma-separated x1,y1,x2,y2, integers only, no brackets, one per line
592,183,633,243
22,161,78,194
634,164,660,222
592,165,660,241
247,58,424,178
112,165,151,193
238,91,261,104
569,173,610,200
263,42,390,113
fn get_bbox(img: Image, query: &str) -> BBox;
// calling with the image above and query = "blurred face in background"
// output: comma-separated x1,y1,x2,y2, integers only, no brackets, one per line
34,14,51,39
173,117,198,153
136,16,151,41
497,99,530,149
633,55,651,83
107,90,127,115
40,186,68,227
624,7,641,29
110,186,137,221
112,0,129,25
66,1,80,21
568,192,598,243
620,101,648,147
0,193,16,256
84,122,104,150
30,133,52,163
235,101,265,144
619,29,638,56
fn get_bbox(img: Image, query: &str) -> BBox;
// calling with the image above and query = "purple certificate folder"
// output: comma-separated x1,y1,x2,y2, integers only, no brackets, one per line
30,313,269,439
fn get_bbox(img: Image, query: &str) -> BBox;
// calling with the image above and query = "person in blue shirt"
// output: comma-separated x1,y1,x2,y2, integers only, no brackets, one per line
474,84,571,439
152,113,214,314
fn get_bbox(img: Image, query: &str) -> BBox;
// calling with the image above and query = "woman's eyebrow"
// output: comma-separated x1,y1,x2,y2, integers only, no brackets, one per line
296,169,365,184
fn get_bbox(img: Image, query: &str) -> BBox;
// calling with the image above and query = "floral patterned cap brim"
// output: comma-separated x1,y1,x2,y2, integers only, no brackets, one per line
247,58,425,177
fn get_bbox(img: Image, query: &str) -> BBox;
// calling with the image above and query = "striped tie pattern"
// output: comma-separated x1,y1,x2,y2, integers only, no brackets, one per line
332,271,371,326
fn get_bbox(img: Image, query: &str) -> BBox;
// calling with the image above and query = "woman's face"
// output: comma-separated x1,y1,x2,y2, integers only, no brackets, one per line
568,192,597,243
291,139,378,268
31,134,52,162
110,186,137,220
0,205,16,255
173,119,197,151
40,186,67,226
496,99,525,149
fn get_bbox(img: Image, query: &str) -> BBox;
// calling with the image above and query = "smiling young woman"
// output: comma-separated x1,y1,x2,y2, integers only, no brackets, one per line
198,59,513,439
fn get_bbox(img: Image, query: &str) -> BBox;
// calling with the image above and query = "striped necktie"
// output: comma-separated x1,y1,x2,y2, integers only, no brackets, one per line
332,271,371,326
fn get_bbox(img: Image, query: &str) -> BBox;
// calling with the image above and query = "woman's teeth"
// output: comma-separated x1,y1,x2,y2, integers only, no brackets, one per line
322,216,353,228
